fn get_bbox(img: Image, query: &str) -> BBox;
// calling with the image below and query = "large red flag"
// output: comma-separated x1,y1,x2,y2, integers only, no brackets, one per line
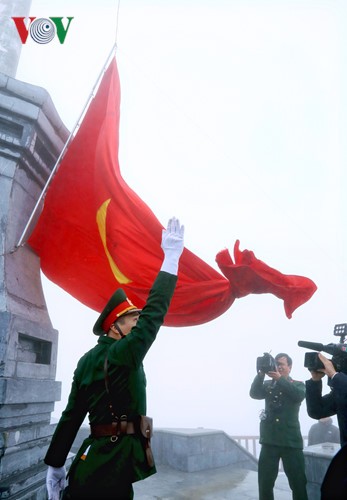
28,58,317,325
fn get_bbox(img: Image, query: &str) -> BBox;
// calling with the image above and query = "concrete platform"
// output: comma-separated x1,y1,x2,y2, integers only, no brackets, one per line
71,426,295,499
133,464,292,499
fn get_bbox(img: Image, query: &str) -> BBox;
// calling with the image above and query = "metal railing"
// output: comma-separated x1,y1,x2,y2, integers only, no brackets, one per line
230,435,260,459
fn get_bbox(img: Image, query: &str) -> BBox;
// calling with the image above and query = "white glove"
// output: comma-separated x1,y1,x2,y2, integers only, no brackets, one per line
160,217,185,275
46,465,66,500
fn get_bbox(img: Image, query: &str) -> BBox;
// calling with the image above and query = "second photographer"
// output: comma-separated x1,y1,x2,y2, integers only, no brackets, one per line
305,352,347,500
301,324,347,447
305,352,347,446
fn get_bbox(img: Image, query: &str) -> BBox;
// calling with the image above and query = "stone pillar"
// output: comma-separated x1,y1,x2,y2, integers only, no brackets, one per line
0,72,69,498
0,0,32,78
304,442,341,500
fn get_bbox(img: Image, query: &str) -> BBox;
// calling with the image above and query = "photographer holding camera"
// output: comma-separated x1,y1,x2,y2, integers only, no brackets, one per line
305,352,347,446
250,352,308,500
300,324,347,500
305,352,347,499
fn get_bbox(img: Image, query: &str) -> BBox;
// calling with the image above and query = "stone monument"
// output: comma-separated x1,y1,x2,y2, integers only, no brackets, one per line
0,1,70,497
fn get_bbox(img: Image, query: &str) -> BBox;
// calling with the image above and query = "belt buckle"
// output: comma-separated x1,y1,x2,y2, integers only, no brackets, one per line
110,420,119,442
120,414,127,435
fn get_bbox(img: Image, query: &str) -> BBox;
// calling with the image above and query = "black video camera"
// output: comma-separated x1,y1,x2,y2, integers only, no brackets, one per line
256,352,277,373
298,323,347,373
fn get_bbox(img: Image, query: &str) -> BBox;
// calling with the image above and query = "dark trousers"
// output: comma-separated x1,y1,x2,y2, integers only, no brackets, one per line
62,483,134,500
258,444,308,500
321,445,347,500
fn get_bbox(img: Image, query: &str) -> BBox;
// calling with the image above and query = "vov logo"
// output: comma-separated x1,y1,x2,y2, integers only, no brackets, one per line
12,17,74,44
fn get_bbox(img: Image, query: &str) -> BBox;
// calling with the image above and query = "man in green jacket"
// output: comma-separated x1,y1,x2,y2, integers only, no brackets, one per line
250,353,308,500
45,217,184,500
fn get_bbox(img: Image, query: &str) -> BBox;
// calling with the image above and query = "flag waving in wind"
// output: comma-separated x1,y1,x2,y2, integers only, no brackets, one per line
28,58,317,326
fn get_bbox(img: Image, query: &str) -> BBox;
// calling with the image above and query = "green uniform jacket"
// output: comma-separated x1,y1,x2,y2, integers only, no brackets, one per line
250,373,306,448
45,271,177,487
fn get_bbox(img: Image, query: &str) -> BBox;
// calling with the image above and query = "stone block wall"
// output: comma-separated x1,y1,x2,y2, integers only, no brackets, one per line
151,428,258,473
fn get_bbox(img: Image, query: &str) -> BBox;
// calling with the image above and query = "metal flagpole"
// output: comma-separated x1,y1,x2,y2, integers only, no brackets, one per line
15,41,118,249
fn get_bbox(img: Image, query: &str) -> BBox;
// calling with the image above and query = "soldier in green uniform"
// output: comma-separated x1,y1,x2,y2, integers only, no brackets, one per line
45,217,185,500
250,353,308,500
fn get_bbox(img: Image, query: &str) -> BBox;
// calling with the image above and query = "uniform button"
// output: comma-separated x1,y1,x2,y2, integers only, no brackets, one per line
276,418,279,422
